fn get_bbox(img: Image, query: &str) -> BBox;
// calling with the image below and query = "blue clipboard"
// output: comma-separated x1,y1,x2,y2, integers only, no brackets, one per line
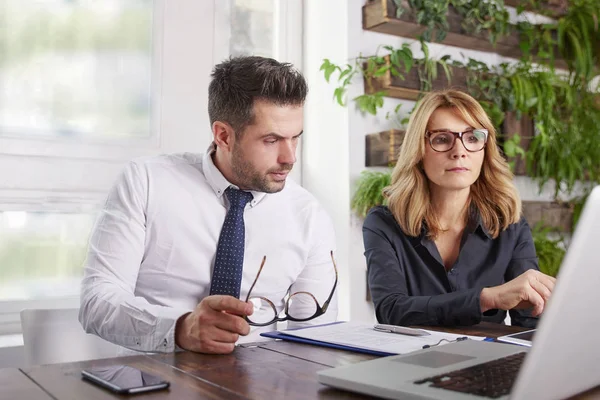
260,321,396,357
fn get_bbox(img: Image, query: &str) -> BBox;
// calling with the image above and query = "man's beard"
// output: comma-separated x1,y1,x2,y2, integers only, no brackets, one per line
231,146,293,193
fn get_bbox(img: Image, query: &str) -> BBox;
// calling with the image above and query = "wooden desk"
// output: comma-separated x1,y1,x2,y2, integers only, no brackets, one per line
4,323,600,400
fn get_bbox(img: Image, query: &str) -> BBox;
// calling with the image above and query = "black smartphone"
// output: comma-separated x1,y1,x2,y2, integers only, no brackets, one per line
81,365,170,394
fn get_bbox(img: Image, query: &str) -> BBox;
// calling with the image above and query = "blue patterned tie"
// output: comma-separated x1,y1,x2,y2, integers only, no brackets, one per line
209,187,254,298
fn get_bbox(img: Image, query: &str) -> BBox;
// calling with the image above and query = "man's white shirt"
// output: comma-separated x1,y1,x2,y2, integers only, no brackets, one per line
79,147,338,352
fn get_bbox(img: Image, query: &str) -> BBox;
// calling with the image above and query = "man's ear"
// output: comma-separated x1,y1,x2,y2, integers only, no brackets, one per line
212,121,235,152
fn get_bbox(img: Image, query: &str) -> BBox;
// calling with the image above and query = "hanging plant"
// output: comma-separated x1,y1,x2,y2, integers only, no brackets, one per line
351,171,391,217
393,0,451,42
451,0,512,45
320,43,415,115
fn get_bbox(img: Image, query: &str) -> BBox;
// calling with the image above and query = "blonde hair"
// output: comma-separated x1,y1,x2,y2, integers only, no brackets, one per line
384,89,521,239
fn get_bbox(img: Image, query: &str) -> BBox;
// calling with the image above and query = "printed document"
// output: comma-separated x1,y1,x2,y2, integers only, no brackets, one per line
280,321,486,355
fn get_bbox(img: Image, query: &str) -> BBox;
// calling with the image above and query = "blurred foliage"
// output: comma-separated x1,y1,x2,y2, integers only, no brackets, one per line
351,170,391,217
531,224,566,277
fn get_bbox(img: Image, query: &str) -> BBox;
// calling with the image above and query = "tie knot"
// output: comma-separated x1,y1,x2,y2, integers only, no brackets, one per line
225,187,253,209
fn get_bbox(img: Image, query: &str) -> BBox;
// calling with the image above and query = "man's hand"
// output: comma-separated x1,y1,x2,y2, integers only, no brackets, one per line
175,295,254,354
480,270,556,317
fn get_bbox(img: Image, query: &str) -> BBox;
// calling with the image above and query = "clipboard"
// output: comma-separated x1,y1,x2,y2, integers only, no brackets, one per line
260,321,488,356
260,322,396,357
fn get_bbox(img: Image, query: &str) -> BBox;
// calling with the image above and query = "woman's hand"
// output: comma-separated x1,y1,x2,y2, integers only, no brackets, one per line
480,270,556,316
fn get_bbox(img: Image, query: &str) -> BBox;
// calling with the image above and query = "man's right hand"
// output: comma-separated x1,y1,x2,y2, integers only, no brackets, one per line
480,269,556,317
175,295,254,354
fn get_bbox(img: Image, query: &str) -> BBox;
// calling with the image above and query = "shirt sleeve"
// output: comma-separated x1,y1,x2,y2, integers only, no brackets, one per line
505,218,540,328
363,210,484,327
79,161,191,353
287,204,338,329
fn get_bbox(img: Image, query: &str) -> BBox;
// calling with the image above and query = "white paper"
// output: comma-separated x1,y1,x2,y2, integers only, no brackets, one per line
281,321,486,355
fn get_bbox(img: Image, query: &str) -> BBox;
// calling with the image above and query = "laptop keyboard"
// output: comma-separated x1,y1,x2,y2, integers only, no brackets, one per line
414,352,526,399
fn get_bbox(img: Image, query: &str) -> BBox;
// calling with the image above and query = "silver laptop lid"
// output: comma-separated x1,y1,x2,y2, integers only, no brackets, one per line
511,186,600,399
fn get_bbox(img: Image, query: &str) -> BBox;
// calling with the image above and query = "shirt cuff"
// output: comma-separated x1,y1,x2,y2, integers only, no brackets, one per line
441,287,484,325
476,286,499,317
153,307,191,353
483,309,499,317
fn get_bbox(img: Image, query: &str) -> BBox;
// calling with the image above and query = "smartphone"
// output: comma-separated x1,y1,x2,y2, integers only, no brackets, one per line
497,329,536,347
81,365,170,394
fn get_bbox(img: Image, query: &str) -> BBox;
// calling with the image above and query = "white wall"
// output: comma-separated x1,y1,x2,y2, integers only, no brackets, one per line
303,0,351,321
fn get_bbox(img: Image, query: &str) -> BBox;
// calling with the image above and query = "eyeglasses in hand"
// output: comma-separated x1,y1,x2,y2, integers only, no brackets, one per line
244,251,338,327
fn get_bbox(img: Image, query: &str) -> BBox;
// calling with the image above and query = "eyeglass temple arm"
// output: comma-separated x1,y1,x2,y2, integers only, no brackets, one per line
321,250,339,312
245,256,266,302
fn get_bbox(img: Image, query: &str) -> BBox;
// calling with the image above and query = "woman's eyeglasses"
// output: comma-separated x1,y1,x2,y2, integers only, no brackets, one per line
244,251,338,327
426,128,488,153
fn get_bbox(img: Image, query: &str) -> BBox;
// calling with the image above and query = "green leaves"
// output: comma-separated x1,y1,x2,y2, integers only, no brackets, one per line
385,44,414,74
333,87,346,107
531,224,566,278
351,171,392,217
503,134,526,158
319,43,415,117
319,59,338,83
452,0,510,45
319,60,357,107
409,0,451,42
353,92,386,115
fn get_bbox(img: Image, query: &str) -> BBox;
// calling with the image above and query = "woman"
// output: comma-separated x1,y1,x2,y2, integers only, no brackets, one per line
363,89,555,328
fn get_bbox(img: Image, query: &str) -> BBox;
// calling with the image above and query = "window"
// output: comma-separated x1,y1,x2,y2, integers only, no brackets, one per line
0,211,95,301
230,0,275,57
0,0,154,140
0,0,159,318
0,0,303,335
214,0,302,65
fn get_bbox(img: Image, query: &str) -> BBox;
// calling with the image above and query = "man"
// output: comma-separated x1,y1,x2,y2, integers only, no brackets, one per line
79,56,338,354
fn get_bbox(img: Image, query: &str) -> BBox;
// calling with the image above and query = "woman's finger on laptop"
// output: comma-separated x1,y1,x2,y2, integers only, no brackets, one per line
529,277,552,303
535,271,556,293
525,285,545,316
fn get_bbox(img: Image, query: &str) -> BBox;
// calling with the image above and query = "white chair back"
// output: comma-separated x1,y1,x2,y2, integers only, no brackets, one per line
20,308,120,366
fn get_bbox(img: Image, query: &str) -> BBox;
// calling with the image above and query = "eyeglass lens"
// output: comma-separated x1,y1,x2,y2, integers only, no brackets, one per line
429,129,487,152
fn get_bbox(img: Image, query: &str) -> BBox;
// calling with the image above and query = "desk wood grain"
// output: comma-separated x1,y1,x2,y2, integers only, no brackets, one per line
12,322,600,400
0,368,52,400
152,346,370,399
420,322,524,338
256,340,376,368
21,355,245,400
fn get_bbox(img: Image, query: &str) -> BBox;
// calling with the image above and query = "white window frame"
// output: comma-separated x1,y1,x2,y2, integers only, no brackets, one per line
0,0,304,335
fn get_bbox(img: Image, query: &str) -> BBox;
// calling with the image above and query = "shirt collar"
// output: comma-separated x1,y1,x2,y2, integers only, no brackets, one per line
415,205,491,246
467,206,492,239
202,143,267,207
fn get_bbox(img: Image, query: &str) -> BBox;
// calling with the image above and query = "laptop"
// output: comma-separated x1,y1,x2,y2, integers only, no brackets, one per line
318,186,600,400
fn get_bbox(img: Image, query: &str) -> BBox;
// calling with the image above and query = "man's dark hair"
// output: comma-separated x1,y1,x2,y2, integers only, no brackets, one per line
208,56,308,136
